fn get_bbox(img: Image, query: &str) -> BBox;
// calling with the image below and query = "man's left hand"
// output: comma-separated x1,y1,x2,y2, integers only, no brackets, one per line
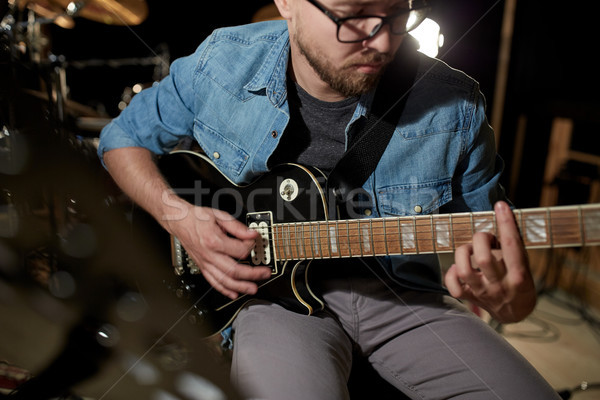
444,200,537,323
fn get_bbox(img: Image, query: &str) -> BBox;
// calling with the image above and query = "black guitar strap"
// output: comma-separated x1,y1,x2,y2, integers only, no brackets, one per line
326,38,421,219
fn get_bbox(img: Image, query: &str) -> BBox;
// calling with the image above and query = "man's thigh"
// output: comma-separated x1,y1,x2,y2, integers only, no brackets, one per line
231,300,353,400
366,293,560,400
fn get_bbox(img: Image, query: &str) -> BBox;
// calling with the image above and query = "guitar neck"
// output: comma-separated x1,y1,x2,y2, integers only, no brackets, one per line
272,204,600,260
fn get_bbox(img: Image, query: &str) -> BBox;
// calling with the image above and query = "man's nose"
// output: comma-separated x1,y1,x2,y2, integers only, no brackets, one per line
362,24,396,53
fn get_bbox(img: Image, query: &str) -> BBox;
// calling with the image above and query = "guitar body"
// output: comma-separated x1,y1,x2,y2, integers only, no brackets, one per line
156,150,331,336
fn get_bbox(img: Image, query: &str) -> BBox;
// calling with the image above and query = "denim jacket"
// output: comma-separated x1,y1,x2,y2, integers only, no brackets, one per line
98,20,507,292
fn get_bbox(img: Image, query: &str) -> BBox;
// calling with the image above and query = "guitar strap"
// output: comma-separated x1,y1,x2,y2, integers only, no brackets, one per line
326,37,420,219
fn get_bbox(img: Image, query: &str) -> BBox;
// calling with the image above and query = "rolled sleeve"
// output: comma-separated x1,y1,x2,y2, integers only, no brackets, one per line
97,44,203,168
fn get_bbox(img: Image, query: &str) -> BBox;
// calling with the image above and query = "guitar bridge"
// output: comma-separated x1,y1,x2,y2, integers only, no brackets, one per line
247,211,277,273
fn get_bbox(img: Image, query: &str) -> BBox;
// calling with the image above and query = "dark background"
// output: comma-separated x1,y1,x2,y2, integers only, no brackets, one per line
2,0,599,207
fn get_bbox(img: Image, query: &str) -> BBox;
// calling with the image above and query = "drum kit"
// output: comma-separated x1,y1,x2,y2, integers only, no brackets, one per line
0,0,159,255
1,0,162,137
0,2,243,399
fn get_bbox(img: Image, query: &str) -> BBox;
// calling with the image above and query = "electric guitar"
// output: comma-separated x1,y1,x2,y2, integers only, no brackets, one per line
150,150,600,338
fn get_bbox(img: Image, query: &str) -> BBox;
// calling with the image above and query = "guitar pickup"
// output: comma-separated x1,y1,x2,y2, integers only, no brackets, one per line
247,212,276,273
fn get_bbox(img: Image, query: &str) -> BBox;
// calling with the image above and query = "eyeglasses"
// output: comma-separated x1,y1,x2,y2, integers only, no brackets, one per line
307,0,431,43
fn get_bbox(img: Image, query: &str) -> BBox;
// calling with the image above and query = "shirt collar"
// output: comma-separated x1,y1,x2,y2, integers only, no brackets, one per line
244,24,290,108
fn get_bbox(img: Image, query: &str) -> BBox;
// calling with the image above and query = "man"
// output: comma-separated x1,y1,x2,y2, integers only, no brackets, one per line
98,0,560,398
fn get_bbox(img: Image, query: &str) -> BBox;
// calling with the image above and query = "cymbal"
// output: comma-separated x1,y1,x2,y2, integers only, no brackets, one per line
48,0,149,26
18,0,76,29
22,88,101,118
75,116,112,132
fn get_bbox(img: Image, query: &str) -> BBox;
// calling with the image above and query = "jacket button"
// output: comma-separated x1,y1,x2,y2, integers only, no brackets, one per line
364,209,372,216
213,152,220,159
271,130,278,138
414,205,423,213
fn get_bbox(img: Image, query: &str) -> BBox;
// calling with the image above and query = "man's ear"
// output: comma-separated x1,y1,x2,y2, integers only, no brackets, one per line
273,0,293,19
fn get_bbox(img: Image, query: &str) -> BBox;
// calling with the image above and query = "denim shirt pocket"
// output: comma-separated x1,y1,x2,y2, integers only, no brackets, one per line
193,119,250,178
377,179,452,216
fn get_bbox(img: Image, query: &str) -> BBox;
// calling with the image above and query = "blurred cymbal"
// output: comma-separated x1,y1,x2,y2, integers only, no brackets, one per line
18,0,76,29
75,116,112,132
48,0,148,26
22,88,101,117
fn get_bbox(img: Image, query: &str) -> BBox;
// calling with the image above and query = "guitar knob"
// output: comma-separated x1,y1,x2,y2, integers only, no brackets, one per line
279,178,299,201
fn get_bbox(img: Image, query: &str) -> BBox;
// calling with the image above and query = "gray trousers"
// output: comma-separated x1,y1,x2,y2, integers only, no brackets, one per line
231,263,560,400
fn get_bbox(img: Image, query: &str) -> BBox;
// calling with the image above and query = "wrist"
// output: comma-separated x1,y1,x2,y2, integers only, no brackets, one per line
156,189,192,230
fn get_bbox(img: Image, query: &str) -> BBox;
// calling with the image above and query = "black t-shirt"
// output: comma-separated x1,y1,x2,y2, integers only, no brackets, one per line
268,81,358,174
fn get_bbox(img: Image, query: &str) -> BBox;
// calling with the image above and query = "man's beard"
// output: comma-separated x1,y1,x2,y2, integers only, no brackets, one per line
294,31,391,97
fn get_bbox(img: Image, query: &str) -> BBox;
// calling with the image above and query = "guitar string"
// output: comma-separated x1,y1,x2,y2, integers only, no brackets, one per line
254,214,600,259
254,215,600,241
252,212,600,231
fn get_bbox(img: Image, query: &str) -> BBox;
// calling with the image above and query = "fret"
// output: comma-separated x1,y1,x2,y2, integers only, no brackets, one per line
413,218,419,254
430,215,435,253
277,224,285,260
372,219,386,256
294,223,302,259
578,207,584,246
414,216,433,254
469,213,474,238
301,223,310,259
280,224,288,260
451,214,471,248
399,219,416,254
323,222,332,258
329,222,339,257
307,222,315,259
275,225,284,260
521,210,550,247
364,220,373,255
450,214,455,251
346,220,352,257
397,218,403,255
432,214,453,252
381,219,399,255
357,220,365,256
290,224,297,259
368,220,374,256
318,222,330,258
546,208,553,248
583,206,600,244
284,224,291,260
348,220,360,257
382,219,389,255
312,223,322,258
422,215,437,254
547,208,580,247
473,213,495,234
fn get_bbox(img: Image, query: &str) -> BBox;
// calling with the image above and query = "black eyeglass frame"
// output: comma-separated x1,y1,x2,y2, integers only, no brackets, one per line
306,0,431,43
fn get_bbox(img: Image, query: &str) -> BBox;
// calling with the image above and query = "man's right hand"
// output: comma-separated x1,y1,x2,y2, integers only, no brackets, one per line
103,147,271,300
164,201,272,299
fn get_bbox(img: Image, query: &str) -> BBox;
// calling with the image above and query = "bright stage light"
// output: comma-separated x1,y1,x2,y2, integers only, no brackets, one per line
410,18,444,58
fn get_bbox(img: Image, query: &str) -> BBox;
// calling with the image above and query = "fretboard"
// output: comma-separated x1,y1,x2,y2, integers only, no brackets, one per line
272,204,600,261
